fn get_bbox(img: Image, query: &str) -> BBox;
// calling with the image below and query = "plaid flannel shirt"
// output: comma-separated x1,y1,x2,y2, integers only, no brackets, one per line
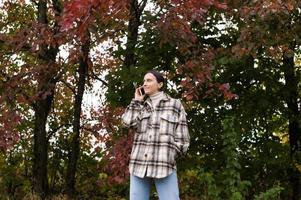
122,93,190,178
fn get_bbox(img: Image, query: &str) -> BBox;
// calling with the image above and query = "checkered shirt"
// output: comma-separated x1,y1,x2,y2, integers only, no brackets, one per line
122,93,190,178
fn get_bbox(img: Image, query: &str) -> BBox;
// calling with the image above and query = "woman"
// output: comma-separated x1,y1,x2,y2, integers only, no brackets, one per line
122,70,190,200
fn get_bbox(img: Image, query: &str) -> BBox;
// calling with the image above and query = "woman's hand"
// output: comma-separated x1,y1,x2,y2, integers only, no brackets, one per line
134,86,145,101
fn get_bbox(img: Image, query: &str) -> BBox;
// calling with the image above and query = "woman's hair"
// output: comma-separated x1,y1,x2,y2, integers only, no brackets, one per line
146,70,165,91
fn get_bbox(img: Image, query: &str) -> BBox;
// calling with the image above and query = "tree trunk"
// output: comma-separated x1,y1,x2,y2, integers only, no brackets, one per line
32,63,58,198
124,0,147,69
283,47,301,200
65,35,90,199
32,91,53,198
32,0,60,198
121,0,147,105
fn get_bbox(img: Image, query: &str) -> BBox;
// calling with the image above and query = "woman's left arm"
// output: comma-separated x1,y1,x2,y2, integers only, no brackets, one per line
174,101,190,156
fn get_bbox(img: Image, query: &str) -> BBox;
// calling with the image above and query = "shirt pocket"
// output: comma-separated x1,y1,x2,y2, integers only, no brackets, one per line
159,135,177,165
137,112,151,134
159,114,179,136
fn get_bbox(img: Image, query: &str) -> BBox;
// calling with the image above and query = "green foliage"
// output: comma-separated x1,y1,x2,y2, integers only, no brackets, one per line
254,185,284,200
180,168,221,200
1,0,301,199
220,117,251,199
0,152,31,199
105,67,148,107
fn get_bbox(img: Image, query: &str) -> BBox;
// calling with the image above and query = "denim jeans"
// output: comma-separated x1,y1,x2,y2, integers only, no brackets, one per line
130,170,180,200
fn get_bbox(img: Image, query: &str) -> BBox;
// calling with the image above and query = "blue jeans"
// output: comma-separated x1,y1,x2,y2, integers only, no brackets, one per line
130,170,180,200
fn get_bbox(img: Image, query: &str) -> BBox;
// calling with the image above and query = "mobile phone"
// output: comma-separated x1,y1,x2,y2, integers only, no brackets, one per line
140,87,145,95
133,82,145,95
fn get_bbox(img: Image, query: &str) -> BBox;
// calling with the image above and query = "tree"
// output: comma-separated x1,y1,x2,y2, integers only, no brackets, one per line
2,0,299,199
0,0,64,197
226,1,301,198
65,31,90,198
32,1,63,197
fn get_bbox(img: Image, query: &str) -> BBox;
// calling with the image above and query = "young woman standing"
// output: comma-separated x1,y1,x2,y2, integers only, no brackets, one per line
122,70,190,200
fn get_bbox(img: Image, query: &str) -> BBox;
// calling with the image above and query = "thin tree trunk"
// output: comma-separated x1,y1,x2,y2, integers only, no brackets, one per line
65,34,90,199
124,0,147,69
32,90,53,198
32,0,60,198
283,47,301,200
121,0,147,105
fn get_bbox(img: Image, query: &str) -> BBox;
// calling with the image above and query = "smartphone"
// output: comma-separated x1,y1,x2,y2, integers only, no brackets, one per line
140,87,145,95
133,82,145,95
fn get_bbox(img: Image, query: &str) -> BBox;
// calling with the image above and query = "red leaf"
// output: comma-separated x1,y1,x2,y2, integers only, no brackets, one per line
214,2,227,10
219,83,230,91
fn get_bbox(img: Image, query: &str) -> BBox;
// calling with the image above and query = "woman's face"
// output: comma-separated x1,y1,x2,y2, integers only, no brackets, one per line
143,73,162,95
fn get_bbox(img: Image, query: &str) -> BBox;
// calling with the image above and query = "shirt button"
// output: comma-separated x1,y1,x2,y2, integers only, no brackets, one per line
149,135,152,139
144,154,147,157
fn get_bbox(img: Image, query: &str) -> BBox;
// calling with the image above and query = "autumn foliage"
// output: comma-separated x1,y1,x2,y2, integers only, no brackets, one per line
0,0,301,199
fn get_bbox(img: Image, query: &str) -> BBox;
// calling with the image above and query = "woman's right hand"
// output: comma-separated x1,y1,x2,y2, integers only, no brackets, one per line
134,87,145,101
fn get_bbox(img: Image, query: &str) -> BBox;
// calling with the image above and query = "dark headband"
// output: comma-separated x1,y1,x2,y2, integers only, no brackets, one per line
147,70,165,83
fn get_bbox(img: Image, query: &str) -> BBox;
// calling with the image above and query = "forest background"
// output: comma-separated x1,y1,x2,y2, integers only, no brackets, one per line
0,0,300,199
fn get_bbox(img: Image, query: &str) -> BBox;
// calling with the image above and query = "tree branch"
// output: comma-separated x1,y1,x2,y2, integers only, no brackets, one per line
52,0,62,15
31,0,39,6
47,123,72,141
0,33,32,52
91,70,108,86
59,79,76,95
138,0,148,15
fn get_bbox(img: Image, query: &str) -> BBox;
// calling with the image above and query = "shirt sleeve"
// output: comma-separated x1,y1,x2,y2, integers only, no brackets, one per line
174,101,190,156
121,99,143,128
